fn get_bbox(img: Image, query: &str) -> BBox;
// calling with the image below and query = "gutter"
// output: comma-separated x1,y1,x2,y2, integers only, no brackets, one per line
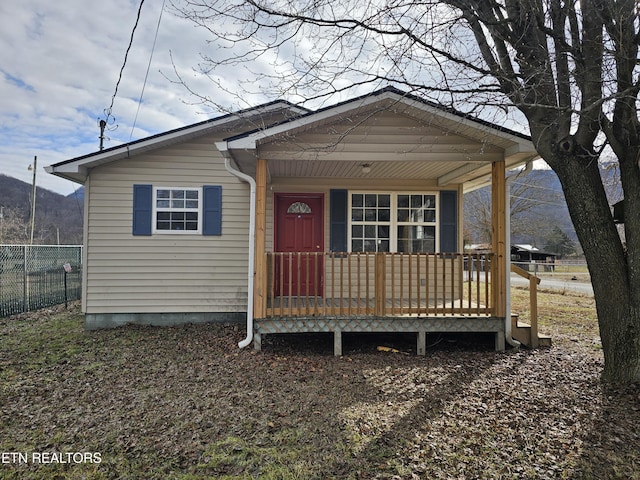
504,160,534,347
217,143,256,349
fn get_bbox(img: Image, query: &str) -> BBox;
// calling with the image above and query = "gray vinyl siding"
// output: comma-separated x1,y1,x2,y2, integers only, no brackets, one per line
83,137,251,315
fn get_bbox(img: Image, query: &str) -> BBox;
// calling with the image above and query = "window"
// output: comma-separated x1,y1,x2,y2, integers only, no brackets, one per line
287,201,312,214
154,187,201,233
397,194,436,253
351,193,391,252
133,184,221,236
349,192,437,252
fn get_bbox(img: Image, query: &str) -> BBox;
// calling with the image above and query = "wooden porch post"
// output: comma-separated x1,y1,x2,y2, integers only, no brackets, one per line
491,160,507,318
254,158,268,319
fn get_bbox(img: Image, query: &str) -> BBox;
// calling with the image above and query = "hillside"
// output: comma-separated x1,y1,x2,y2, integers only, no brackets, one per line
0,174,83,245
464,168,579,254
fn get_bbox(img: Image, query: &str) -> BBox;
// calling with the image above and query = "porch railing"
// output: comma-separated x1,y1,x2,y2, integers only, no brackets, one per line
264,252,494,318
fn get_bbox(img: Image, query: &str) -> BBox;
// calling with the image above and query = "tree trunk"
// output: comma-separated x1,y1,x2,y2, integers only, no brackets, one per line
547,150,640,383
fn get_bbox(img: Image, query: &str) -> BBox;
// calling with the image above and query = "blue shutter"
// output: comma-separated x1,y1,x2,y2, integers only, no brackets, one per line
330,189,348,252
132,184,152,236
440,190,458,253
203,185,222,236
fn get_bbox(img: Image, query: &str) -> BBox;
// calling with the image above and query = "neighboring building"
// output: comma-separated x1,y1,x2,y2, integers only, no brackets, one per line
511,244,558,272
47,87,547,354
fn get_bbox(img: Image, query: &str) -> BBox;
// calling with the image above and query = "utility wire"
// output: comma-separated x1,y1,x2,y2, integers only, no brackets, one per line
130,0,166,141
510,194,569,208
104,0,147,124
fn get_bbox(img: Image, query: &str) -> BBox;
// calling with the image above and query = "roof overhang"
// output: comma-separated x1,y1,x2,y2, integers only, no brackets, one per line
45,101,308,184
217,88,539,187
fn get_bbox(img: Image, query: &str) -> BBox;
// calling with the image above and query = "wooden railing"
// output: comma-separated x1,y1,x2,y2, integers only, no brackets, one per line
264,252,494,318
510,263,541,348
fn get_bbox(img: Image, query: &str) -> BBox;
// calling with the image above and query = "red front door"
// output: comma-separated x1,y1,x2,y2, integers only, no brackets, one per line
274,193,324,296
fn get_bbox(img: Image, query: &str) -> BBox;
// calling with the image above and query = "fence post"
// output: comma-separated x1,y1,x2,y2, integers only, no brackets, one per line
22,245,27,313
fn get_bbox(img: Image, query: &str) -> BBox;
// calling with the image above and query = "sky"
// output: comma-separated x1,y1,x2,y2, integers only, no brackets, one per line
0,1,546,198
0,0,258,196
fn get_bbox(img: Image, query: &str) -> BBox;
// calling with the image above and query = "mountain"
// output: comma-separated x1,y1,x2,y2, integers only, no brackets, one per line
67,186,84,201
0,174,83,245
464,168,579,254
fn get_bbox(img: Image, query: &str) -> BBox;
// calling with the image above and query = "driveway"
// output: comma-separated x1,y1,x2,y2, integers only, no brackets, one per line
510,272,593,296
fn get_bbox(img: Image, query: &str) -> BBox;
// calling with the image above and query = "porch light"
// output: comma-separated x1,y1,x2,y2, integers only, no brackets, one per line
361,163,371,174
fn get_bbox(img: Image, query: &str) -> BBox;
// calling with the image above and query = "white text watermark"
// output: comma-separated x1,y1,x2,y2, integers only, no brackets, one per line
1,452,102,465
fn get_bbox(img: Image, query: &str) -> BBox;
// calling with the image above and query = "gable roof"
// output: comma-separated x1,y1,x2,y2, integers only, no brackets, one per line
45,99,309,183
216,86,538,187
47,86,538,186
226,86,531,144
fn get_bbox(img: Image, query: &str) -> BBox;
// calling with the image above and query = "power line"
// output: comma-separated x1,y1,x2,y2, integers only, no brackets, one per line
510,194,569,208
130,0,166,141
99,0,147,149
511,180,564,194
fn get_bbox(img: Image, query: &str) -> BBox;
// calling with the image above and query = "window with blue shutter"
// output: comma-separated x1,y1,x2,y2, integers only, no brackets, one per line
133,184,222,236
202,185,222,236
329,189,348,252
440,190,458,253
132,184,152,236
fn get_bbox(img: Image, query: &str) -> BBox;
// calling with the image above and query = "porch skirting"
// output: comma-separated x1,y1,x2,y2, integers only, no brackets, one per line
254,316,505,356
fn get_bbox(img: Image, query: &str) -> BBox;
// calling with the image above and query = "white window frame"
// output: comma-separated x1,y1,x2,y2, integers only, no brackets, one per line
152,187,202,235
348,191,439,253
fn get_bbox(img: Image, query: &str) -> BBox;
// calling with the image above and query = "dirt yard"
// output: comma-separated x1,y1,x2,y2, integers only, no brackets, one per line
0,290,638,479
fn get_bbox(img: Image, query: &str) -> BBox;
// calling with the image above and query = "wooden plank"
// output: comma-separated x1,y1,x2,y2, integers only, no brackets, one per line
511,263,542,284
314,253,320,316
416,253,421,314
530,275,539,348
458,253,463,312
425,254,430,315
399,254,405,315
268,253,274,314
375,253,386,316
330,255,335,316
254,158,268,319
390,254,396,314
407,253,414,314
279,254,284,317
491,160,507,318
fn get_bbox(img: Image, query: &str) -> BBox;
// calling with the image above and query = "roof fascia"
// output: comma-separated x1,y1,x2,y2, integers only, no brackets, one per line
225,89,534,152
46,100,306,178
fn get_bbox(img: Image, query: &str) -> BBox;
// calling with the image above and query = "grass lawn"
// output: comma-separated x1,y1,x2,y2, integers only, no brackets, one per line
0,290,639,479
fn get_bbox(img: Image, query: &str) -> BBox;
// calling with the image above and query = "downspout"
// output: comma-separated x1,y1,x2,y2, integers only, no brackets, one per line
504,160,534,347
218,144,256,349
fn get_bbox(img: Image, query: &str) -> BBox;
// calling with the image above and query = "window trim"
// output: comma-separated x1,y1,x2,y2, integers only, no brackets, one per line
348,191,439,253
152,186,203,235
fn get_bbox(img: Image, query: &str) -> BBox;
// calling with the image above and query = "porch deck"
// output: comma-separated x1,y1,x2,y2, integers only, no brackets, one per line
255,252,506,355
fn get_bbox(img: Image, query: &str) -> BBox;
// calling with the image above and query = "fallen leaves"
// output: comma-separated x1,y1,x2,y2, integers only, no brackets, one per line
0,297,639,479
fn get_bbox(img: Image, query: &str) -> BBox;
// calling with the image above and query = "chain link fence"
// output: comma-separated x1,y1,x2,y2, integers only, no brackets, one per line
1,245,83,317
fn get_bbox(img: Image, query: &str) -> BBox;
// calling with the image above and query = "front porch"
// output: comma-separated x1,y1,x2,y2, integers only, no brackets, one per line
254,251,508,355
214,88,550,354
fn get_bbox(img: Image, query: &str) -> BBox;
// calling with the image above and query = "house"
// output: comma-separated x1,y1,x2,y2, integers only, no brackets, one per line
511,244,558,272
46,87,548,354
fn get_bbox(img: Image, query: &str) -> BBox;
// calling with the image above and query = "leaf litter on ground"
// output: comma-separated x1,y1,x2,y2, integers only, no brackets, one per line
0,292,639,479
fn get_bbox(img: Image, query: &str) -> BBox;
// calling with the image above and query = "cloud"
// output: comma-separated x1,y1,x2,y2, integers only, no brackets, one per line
0,0,243,195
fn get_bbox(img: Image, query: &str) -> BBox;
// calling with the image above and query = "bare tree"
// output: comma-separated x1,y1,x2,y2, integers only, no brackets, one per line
465,169,565,245
0,207,30,244
172,0,640,384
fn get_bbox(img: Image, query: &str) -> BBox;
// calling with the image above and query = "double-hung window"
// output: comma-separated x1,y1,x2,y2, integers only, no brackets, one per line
154,187,201,233
350,192,437,252
396,194,436,253
351,193,391,252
